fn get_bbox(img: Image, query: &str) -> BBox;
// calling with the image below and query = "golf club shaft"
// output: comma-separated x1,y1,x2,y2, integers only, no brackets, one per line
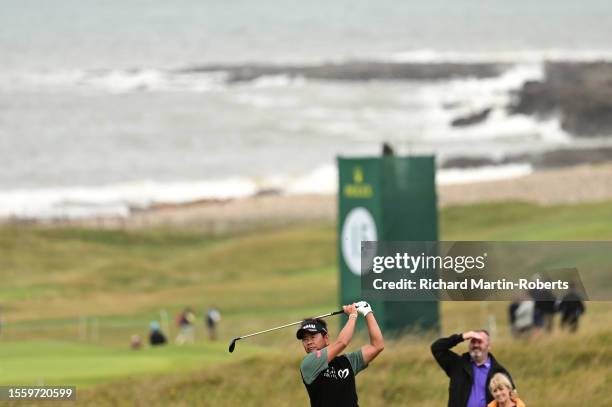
237,309,344,340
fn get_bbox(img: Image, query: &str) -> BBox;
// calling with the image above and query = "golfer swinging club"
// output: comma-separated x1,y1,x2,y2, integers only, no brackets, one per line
297,301,384,407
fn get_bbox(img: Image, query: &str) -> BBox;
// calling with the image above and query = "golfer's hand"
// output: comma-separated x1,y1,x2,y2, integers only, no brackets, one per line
356,301,373,317
343,303,358,317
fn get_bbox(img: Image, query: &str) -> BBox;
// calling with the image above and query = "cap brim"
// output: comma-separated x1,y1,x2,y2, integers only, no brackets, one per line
296,328,321,339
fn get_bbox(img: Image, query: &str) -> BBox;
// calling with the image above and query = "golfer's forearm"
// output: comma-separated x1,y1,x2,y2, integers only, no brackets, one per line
336,314,358,347
365,313,384,350
326,314,358,361
360,313,384,363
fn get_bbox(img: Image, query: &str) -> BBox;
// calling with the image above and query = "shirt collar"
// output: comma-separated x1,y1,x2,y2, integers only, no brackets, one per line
472,355,491,368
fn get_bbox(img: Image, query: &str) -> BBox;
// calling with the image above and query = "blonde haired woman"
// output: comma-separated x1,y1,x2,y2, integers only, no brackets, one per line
488,373,526,407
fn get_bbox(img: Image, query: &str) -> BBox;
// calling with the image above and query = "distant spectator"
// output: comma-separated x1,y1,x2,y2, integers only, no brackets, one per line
130,334,142,350
509,292,536,338
175,307,196,345
206,307,221,341
512,300,536,337
558,282,586,333
382,142,395,156
149,321,167,346
509,300,519,323
529,275,556,333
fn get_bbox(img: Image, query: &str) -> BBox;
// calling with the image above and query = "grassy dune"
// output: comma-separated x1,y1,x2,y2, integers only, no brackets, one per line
45,321,611,407
1,201,612,406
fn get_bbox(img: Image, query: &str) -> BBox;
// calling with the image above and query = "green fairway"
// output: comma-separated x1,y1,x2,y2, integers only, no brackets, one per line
1,200,612,405
0,340,241,386
440,201,612,240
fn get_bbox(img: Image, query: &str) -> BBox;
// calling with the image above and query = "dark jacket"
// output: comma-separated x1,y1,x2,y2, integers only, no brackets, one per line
558,290,585,322
431,334,514,407
149,330,167,346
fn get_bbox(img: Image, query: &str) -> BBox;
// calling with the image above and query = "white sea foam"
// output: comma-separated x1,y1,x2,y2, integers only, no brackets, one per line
0,161,564,220
0,69,229,93
0,57,542,95
3,49,607,96
437,164,533,185
283,162,535,195
250,75,306,89
385,49,612,64
0,179,257,220
392,62,577,156
419,63,544,117
233,93,301,109
284,164,338,195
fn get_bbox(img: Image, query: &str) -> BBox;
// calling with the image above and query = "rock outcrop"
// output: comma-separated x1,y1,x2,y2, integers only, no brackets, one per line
510,62,612,137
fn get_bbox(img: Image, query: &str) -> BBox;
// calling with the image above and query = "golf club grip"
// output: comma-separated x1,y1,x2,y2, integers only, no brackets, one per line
314,309,344,319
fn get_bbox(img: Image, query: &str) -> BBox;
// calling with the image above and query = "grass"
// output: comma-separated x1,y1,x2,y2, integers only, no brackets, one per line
1,201,612,405
0,340,241,386
440,201,612,240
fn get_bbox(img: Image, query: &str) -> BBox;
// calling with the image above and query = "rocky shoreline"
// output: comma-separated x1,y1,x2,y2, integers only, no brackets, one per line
510,61,612,137
182,61,507,82
441,146,612,170
5,61,612,230
186,60,612,138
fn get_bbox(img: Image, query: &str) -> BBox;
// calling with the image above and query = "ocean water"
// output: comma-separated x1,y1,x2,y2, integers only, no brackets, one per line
2,0,612,218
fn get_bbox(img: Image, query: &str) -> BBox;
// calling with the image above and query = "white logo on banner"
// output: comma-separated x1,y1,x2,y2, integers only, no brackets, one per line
341,207,377,276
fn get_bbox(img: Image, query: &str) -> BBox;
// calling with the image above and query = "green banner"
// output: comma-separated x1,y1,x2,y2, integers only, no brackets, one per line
338,156,439,334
